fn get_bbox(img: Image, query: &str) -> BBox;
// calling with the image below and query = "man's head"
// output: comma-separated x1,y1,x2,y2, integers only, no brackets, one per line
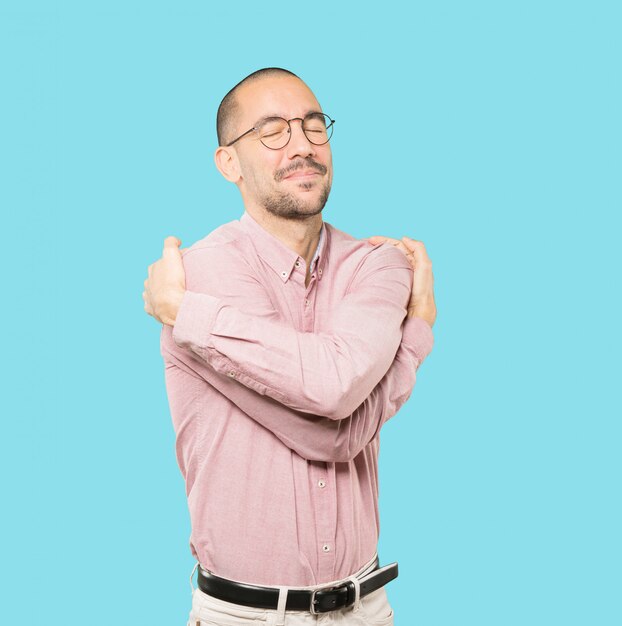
214,68,333,222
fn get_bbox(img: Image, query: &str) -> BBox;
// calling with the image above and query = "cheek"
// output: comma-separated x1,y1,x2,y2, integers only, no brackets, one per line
319,147,333,172
243,154,281,184
238,160,262,185
322,151,333,179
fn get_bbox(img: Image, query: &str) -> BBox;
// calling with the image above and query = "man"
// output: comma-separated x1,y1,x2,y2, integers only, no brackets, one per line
143,67,436,625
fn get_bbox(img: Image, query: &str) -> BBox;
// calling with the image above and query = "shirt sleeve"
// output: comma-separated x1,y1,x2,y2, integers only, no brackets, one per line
162,296,434,464
172,242,428,420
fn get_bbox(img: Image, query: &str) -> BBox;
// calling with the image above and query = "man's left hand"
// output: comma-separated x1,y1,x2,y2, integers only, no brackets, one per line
143,236,186,326
367,234,436,326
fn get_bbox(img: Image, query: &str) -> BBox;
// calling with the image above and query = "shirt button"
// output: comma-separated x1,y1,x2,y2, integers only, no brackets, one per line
318,268,322,275
318,480,326,488
228,371,236,378
322,544,331,552
305,299,310,306
281,271,287,278
295,260,301,268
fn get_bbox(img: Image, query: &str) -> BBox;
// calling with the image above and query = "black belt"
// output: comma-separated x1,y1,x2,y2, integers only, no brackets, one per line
196,557,398,615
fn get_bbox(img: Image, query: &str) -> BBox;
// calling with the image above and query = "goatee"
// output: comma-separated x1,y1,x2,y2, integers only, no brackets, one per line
263,182,330,221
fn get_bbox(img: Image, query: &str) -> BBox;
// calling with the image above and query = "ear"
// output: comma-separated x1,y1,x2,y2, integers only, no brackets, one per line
214,146,241,183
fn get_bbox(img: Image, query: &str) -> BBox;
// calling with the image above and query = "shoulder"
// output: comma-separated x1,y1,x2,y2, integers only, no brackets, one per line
325,222,412,278
325,222,412,308
183,218,250,258
181,219,252,273
177,219,257,293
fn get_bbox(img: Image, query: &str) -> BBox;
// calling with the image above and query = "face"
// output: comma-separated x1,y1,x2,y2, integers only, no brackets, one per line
227,75,333,221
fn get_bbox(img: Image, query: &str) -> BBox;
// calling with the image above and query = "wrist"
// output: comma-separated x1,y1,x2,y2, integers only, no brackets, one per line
159,288,186,326
407,306,434,327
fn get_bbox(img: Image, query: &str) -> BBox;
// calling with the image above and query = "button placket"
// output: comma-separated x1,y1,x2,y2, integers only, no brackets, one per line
313,462,336,580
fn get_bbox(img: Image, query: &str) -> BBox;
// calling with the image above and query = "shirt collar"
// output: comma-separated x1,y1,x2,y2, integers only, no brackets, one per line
309,223,325,275
240,211,329,284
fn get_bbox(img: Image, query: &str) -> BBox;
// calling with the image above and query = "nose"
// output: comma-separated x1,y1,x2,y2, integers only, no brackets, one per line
285,118,316,160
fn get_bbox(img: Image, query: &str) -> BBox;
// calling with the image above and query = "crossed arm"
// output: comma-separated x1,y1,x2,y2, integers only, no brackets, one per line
160,243,434,463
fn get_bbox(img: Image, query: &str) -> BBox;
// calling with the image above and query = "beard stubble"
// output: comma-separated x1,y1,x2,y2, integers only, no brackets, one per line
262,157,331,221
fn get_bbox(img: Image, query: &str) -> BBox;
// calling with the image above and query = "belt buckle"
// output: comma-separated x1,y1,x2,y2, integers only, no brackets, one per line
310,583,349,615
310,586,337,615
310,588,321,615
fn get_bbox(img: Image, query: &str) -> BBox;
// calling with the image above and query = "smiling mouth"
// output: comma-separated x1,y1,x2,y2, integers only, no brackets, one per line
284,170,322,181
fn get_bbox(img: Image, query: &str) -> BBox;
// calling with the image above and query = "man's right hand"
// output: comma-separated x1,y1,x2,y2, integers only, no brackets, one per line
143,237,187,326
368,235,436,327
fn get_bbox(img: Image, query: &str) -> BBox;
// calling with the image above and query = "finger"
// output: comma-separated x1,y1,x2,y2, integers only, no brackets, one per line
367,236,390,245
401,236,426,255
372,236,411,256
374,236,403,247
402,237,431,266
400,236,419,250
163,236,182,256
368,235,401,246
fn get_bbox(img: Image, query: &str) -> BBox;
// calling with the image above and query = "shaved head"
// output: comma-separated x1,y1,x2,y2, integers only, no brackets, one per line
213,67,333,224
216,67,301,146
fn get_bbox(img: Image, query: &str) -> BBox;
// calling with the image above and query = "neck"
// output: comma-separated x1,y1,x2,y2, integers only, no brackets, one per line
244,205,323,271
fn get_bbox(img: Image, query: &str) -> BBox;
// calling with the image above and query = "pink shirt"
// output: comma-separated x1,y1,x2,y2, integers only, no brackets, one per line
160,210,434,586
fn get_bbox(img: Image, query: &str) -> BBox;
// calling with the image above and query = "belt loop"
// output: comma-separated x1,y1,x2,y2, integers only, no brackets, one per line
347,575,361,612
275,586,288,625
189,562,199,594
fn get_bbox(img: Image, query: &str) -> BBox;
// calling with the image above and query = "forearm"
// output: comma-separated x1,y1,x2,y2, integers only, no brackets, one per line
329,315,434,456
172,285,407,420
162,315,433,463
167,240,419,422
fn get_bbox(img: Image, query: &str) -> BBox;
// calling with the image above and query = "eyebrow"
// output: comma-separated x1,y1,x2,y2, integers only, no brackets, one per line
251,110,324,128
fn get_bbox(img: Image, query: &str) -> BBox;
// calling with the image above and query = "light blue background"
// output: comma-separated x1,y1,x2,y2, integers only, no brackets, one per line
1,1,620,624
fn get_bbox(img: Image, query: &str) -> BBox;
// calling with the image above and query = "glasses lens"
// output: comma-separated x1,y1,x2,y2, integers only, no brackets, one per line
303,113,333,145
258,118,290,149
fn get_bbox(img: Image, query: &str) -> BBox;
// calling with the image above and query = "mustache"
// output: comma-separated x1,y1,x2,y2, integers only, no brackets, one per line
274,158,327,182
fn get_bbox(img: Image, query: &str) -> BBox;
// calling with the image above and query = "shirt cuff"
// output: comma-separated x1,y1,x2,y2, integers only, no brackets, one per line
172,290,221,352
401,316,434,365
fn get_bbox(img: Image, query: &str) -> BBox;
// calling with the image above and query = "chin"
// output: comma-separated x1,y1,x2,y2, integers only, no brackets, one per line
262,183,330,220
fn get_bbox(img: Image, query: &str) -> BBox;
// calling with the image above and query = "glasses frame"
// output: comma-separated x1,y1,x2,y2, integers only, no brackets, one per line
225,112,335,150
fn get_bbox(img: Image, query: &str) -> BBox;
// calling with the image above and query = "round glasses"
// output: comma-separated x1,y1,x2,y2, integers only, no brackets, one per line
226,112,335,150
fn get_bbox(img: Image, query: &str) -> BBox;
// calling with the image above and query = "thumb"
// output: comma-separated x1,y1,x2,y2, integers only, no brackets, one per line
401,236,419,252
163,236,182,255
367,236,389,245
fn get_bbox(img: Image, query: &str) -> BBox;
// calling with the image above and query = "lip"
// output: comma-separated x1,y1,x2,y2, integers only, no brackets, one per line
283,170,322,180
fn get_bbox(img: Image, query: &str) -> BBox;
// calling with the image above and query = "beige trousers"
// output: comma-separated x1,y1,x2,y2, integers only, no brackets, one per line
186,554,395,625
